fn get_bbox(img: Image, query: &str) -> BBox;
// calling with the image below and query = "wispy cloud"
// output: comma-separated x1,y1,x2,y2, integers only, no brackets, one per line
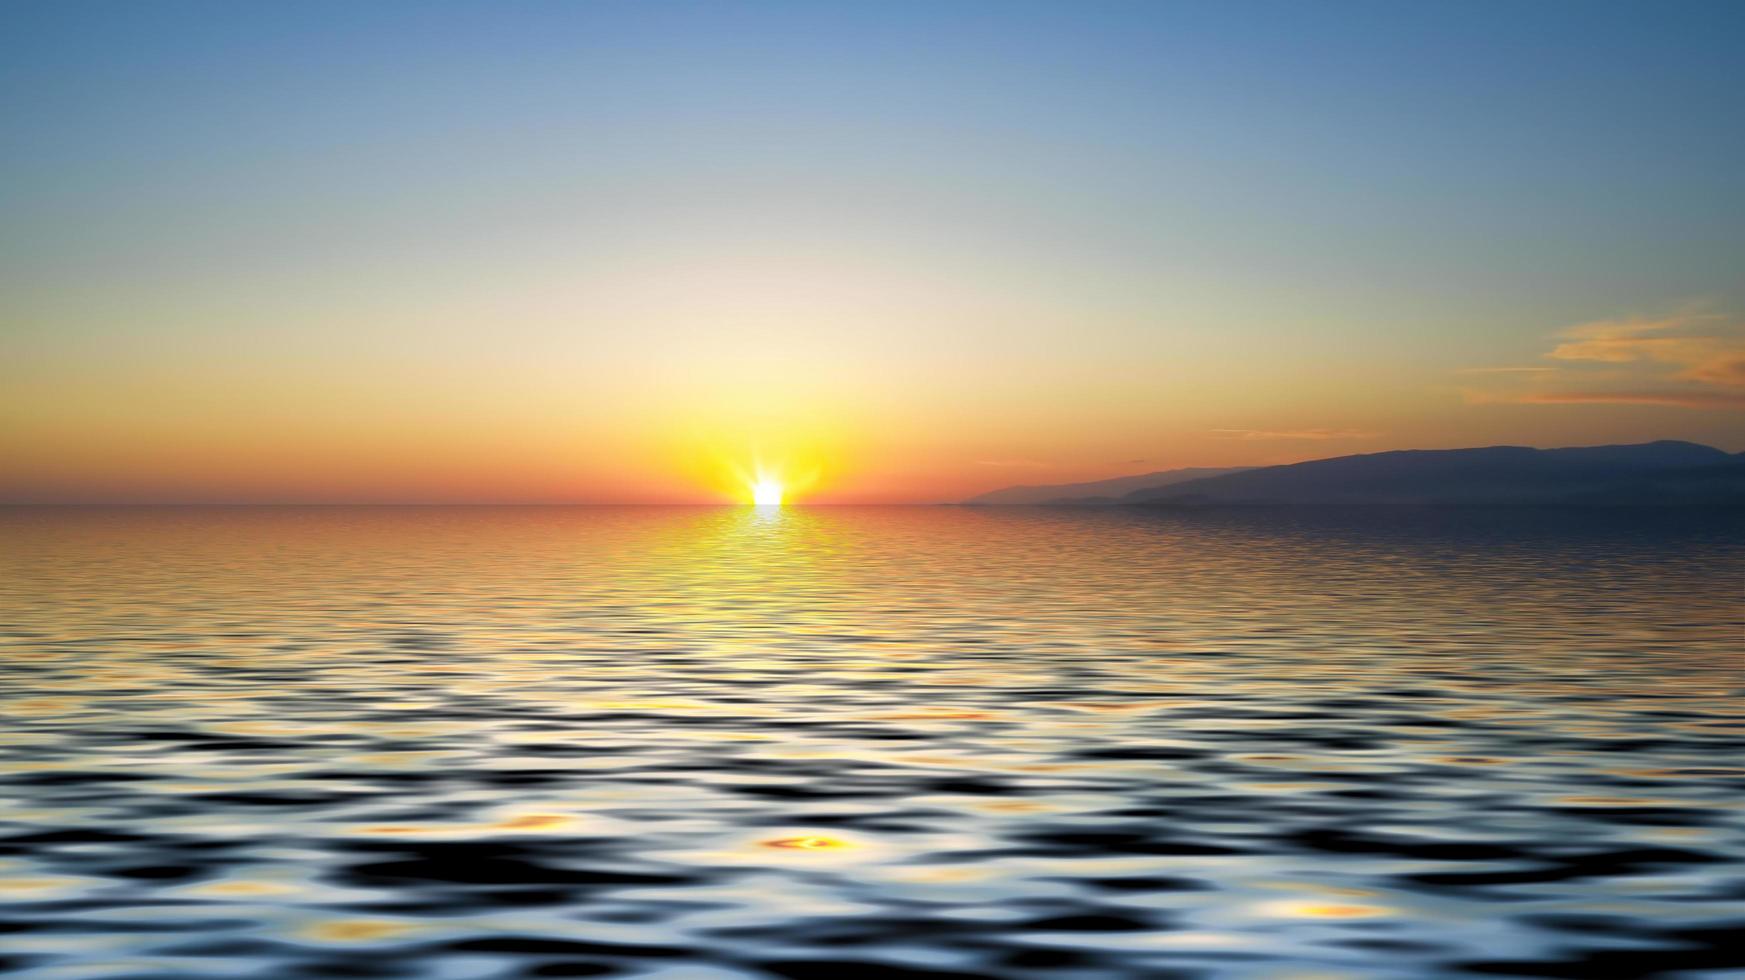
1461,308,1745,410
1511,390,1745,409
1684,352,1745,387
1210,428,1381,441
1546,313,1741,379
974,458,1052,468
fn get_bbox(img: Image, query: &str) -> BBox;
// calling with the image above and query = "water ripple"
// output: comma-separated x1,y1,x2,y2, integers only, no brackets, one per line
1,506,1741,978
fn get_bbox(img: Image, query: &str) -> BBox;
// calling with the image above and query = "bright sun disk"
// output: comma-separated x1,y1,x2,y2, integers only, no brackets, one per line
752,477,784,506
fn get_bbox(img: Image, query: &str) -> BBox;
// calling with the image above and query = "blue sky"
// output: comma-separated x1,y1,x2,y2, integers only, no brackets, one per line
3,0,1742,501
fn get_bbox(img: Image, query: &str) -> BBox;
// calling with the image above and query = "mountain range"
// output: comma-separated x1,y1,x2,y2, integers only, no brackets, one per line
963,441,1745,508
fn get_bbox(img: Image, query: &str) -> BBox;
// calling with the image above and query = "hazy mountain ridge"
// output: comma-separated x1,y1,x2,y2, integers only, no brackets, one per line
965,442,1744,508
962,467,1249,505
1122,441,1744,508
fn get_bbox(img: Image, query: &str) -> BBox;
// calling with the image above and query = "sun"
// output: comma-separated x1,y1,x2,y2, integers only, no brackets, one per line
751,477,784,506
705,451,819,506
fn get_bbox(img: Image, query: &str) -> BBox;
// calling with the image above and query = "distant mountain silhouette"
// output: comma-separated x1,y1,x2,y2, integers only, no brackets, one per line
963,466,1249,506
1114,441,1744,508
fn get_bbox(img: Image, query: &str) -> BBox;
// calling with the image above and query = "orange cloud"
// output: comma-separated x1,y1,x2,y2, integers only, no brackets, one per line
1547,313,1739,373
1462,308,1745,410
1683,351,1745,387
1512,390,1745,409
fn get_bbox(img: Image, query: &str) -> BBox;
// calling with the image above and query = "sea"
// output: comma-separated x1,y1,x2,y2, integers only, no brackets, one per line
1,505,1741,979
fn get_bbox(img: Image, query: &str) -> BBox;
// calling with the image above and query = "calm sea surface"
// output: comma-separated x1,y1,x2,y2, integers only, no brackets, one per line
1,506,1742,979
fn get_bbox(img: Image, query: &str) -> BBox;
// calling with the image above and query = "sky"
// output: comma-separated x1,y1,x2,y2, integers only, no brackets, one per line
2,0,1742,503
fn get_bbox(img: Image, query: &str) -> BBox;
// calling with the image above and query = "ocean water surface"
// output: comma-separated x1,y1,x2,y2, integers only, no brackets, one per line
1,506,1742,979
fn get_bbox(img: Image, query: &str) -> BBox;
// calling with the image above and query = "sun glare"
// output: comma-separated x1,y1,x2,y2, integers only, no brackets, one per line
752,477,784,506
707,451,819,506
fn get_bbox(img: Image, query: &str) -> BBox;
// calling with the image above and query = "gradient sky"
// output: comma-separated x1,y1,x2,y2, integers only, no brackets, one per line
3,0,1742,503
